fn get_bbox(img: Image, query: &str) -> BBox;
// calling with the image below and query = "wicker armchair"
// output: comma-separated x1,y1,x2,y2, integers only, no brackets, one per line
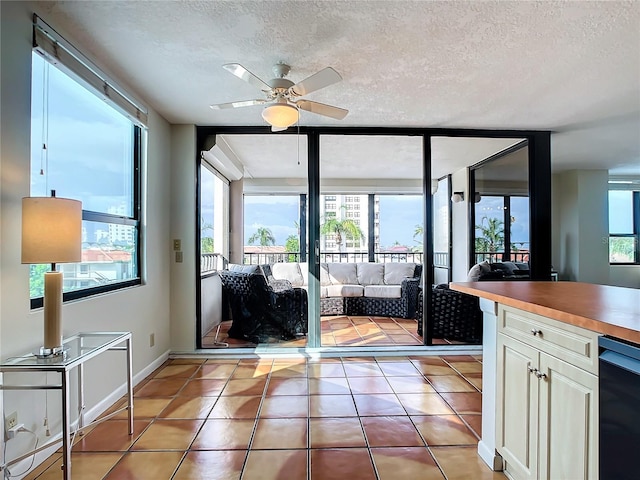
416,284,482,343
219,270,308,343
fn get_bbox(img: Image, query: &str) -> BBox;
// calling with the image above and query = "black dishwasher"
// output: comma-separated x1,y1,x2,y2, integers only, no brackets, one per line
599,335,640,480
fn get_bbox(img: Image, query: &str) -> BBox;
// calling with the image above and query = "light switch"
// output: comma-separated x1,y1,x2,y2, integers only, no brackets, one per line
173,239,181,251
175,251,183,263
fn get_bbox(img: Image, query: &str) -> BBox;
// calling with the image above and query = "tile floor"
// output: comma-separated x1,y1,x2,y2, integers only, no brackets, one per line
202,316,463,349
25,355,505,479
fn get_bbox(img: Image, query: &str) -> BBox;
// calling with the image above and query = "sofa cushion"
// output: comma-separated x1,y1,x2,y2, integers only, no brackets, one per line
319,263,331,286
357,263,385,285
299,262,309,286
326,284,364,297
271,262,304,286
467,260,491,281
229,264,262,274
327,263,358,285
364,285,402,299
384,263,416,285
492,261,517,276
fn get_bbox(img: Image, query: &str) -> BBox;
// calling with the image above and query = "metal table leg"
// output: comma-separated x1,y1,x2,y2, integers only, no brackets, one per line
126,336,134,434
61,370,71,480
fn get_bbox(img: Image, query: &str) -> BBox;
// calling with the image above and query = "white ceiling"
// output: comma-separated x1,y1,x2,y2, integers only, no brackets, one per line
34,0,640,176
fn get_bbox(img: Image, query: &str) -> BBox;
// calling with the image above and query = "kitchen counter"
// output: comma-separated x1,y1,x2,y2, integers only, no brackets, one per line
450,281,640,343
447,280,640,474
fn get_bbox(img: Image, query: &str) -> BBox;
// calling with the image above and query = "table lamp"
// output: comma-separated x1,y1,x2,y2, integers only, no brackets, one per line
21,193,82,357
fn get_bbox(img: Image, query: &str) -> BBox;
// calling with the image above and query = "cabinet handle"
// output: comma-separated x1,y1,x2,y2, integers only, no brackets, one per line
535,371,547,380
528,366,537,374
531,329,543,336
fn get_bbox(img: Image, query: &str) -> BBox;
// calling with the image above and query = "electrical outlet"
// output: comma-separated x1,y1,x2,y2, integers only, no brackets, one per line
149,333,155,347
5,412,18,430
173,239,181,251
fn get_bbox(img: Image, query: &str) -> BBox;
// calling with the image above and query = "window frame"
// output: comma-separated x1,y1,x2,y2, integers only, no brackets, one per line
30,126,142,309
29,15,147,308
471,194,530,264
609,190,640,265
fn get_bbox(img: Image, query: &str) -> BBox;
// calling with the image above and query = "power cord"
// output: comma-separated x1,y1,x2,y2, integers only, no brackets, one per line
3,426,38,479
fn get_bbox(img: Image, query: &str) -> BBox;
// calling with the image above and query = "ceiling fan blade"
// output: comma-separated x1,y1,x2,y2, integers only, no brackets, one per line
290,67,342,96
222,63,271,92
297,100,348,120
210,99,267,110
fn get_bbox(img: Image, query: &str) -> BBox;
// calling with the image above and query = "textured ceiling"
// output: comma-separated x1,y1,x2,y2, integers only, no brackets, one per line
33,0,640,175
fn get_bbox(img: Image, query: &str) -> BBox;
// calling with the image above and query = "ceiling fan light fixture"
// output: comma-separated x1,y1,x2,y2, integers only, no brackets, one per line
261,102,299,128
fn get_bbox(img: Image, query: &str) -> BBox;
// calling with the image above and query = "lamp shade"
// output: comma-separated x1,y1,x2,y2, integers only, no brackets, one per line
22,197,82,264
261,103,299,128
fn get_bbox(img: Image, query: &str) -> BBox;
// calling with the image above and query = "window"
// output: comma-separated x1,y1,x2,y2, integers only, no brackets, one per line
609,190,639,264
325,203,336,210
29,50,142,307
377,195,423,254
243,195,300,263
200,163,229,272
473,195,530,264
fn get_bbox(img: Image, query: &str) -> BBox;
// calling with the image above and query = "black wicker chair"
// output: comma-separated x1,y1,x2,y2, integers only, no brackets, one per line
219,269,308,343
416,284,482,344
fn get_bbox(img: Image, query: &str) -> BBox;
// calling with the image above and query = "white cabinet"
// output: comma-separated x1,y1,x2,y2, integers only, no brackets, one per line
497,306,599,480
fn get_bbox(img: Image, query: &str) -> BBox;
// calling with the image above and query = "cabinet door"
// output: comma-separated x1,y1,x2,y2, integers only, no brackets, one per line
497,334,539,480
538,353,598,480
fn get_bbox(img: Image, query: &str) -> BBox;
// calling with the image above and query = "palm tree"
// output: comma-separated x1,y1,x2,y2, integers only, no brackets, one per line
475,216,505,259
320,216,364,252
413,224,424,248
248,226,276,246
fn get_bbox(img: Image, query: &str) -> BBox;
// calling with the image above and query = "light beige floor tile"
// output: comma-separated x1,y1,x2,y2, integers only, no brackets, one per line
103,451,184,479
371,447,445,480
173,450,245,480
242,449,307,480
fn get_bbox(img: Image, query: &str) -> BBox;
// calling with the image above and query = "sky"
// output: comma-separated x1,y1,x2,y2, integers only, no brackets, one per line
31,52,134,215
242,195,424,248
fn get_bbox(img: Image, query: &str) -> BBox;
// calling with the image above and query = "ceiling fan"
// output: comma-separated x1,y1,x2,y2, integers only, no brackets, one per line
210,63,348,131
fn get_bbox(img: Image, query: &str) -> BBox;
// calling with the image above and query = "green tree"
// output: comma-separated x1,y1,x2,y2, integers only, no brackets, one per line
200,216,214,253
248,226,276,246
609,237,635,262
413,223,424,250
475,216,505,257
29,264,50,298
413,224,423,242
320,215,364,252
201,237,214,253
285,234,300,262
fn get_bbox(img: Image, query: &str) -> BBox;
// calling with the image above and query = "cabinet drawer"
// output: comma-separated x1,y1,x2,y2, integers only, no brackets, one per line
498,305,599,375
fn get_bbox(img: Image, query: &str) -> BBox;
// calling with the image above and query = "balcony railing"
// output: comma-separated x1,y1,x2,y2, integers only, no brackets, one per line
242,251,425,265
201,253,228,274
202,251,450,275
474,251,530,264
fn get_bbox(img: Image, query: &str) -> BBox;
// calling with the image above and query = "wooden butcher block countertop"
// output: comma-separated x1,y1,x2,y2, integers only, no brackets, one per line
450,281,640,344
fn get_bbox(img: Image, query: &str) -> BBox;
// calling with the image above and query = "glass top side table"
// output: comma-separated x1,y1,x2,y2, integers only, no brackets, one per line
1,331,133,480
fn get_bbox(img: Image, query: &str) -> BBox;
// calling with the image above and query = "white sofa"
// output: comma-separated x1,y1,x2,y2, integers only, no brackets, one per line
269,262,422,318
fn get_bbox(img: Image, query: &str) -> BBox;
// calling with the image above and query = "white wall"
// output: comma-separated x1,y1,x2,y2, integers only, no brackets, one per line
0,1,172,467
552,170,610,285
451,168,471,281
229,179,244,264
169,125,197,352
610,265,640,288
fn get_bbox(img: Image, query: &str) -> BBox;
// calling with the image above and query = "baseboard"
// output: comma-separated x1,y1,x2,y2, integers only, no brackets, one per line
478,440,503,471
